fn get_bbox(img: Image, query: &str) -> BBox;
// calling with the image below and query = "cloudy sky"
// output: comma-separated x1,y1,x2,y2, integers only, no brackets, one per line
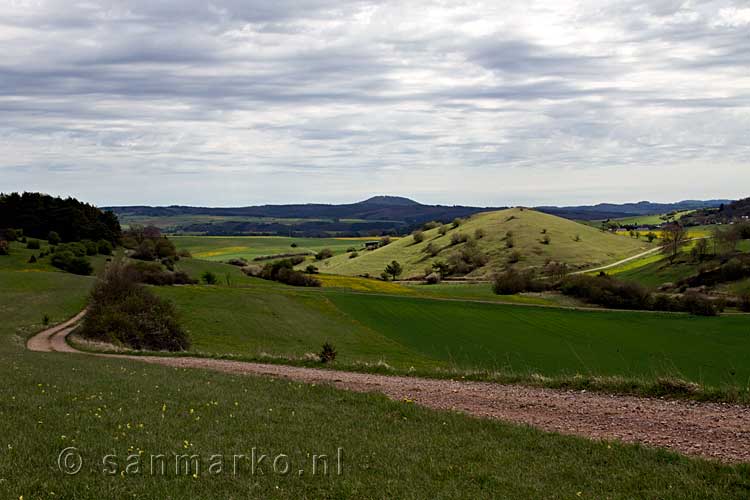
1,0,749,207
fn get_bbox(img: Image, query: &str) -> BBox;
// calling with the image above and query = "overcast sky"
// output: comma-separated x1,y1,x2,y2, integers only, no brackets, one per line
1,0,749,207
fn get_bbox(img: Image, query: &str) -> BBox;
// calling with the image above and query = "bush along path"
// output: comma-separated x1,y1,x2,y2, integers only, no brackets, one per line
28,313,750,464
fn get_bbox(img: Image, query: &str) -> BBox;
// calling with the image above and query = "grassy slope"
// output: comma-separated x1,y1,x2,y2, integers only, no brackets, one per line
5,255,750,497
171,235,361,261
320,208,652,278
147,280,750,389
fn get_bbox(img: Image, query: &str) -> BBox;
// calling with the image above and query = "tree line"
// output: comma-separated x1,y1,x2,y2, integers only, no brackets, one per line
0,192,121,244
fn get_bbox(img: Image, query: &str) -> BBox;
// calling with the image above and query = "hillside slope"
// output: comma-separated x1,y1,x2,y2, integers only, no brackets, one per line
317,208,654,278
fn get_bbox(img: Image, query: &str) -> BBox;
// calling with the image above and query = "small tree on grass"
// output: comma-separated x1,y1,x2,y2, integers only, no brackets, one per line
384,260,403,281
438,225,449,236
646,232,658,243
201,271,218,284
661,224,687,264
432,261,450,277
541,234,551,245
47,231,61,245
412,230,424,244
319,342,337,363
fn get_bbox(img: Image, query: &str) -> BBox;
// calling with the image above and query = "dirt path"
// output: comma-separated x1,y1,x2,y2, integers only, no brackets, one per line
29,315,750,464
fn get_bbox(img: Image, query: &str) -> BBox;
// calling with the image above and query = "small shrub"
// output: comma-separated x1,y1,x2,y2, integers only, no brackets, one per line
541,234,551,245
507,250,521,264
319,342,337,363
438,225,449,236
97,240,113,255
423,221,440,230
50,249,92,275
739,294,750,313
305,265,319,274
28,255,37,263
560,275,652,311
346,247,357,253
201,271,218,285
47,231,61,245
447,239,488,275
290,243,298,248
42,314,50,326
474,228,485,240
412,230,424,244
26,239,41,250
574,234,581,242
349,251,359,259
132,239,156,260
432,261,450,276
492,269,545,295
227,258,248,267
178,249,192,258
126,261,196,286
681,292,719,316
423,242,440,257
315,248,334,260
450,233,468,246
451,218,462,229
82,239,98,256
80,260,189,351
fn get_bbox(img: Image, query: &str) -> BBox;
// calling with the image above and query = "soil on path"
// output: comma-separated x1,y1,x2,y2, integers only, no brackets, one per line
28,314,750,464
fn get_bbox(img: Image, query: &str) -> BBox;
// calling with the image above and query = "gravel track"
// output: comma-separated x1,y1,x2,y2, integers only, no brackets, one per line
28,313,750,464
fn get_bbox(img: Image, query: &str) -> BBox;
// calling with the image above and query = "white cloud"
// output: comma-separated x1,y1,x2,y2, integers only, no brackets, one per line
0,0,748,206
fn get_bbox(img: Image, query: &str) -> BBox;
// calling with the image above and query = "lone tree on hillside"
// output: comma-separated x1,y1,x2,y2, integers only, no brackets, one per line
661,223,688,264
384,260,403,281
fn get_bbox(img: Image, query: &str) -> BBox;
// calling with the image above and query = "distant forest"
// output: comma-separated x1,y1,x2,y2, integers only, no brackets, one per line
0,192,121,243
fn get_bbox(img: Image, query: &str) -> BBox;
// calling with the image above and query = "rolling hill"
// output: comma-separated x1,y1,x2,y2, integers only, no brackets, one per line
317,208,654,279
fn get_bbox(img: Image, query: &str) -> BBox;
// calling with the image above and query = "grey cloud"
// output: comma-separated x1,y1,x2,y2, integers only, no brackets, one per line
0,0,748,206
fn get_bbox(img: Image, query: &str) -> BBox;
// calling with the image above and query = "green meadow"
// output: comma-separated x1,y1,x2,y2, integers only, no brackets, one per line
171,235,366,261
5,249,750,497
151,284,750,390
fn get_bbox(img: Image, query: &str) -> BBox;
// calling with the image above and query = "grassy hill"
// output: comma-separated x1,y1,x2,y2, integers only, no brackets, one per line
318,208,653,278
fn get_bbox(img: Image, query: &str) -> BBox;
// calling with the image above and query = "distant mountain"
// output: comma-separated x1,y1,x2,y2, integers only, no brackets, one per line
105,197,735,236
535,200,731,221
359,196,421,207
106,197,498,237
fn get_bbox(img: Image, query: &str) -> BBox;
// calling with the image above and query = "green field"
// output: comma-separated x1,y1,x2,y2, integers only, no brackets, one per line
171,235,367,261
320,208,653,279
6,250,750,496
601,210,695,227
149,284,750,390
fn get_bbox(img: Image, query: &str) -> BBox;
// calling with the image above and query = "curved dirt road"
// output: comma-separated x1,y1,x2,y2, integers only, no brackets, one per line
29,314,750,464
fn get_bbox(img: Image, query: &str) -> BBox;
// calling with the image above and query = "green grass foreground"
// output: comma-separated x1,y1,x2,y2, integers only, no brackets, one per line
3,269,750,498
